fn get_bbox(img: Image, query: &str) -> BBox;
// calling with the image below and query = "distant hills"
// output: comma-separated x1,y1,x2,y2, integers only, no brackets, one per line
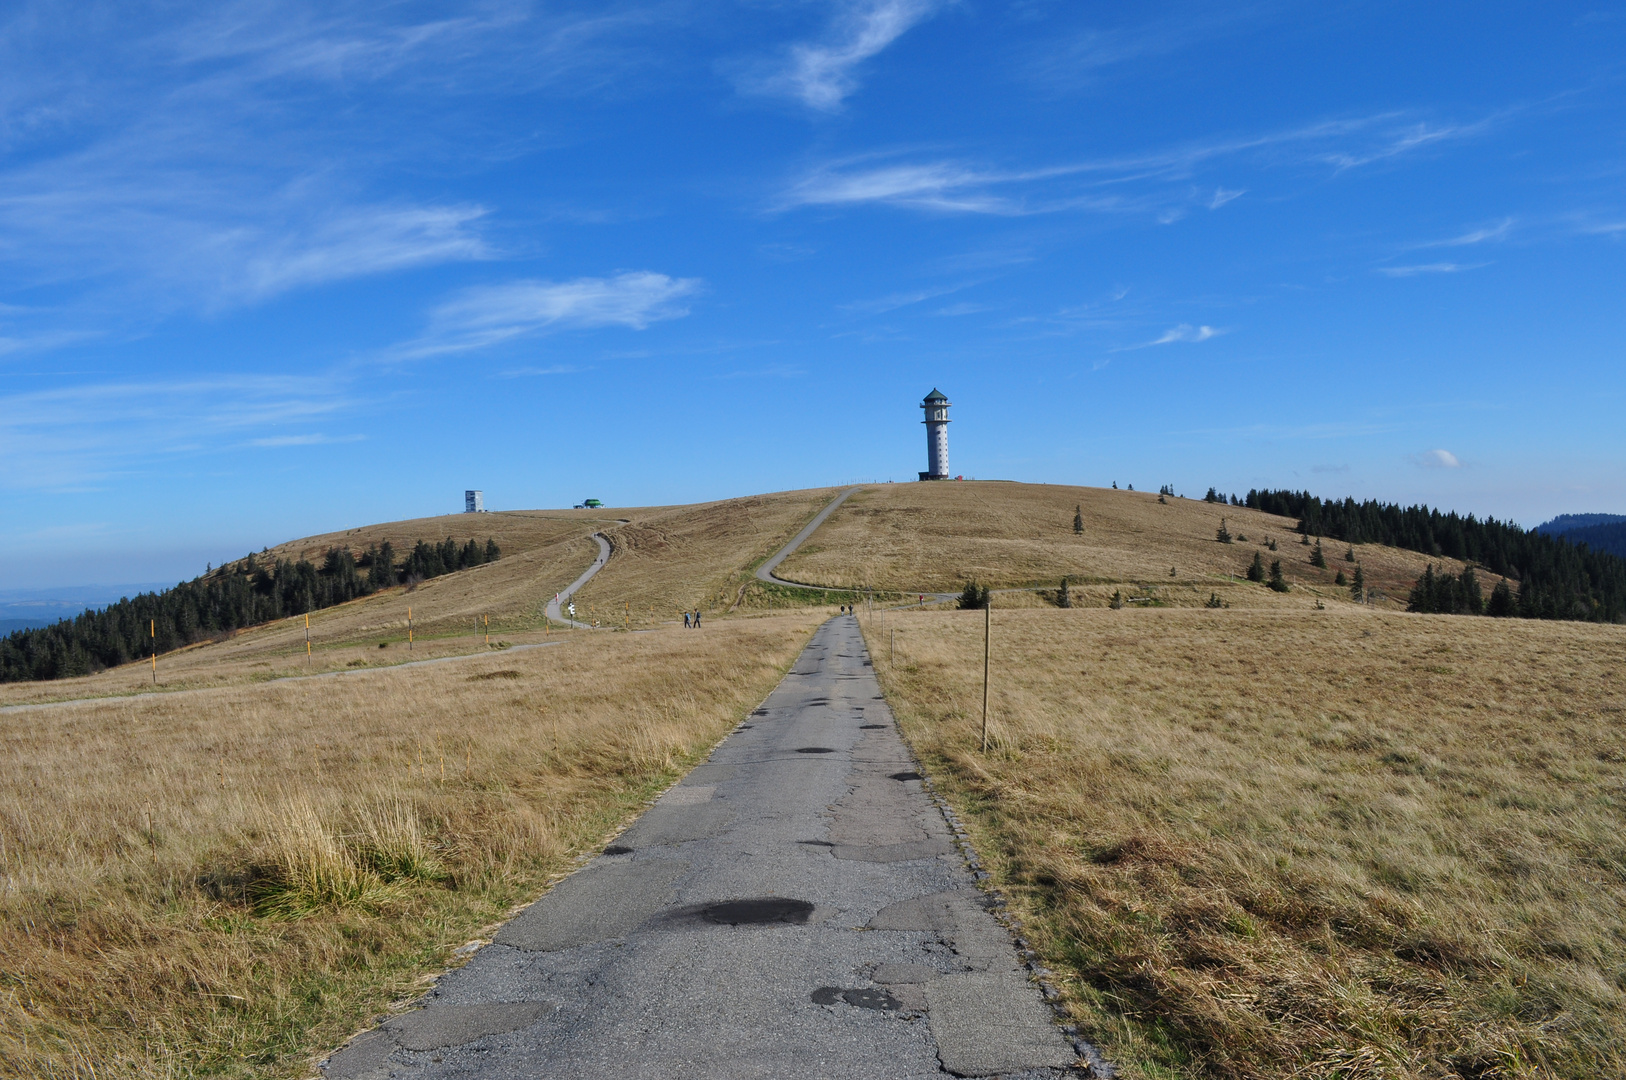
1535,514,1626,559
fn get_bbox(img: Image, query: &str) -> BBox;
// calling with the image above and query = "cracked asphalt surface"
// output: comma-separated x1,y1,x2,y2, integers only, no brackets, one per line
323,615,1077,1079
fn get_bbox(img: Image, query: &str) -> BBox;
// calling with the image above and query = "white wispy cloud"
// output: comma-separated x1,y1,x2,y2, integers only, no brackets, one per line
1321,120,1486,171
1431,218,1513,246
397,272,703,358
780,112,1494,218
0,374,354,488
1148,324,1220,345
0,2,660,333
1376,262,1484,277
1026,8,1273,92
743,0,947,111
497,364,584,378
247,433,365,447
1414,448,1461,468
0,330,103,356
842,282,971,313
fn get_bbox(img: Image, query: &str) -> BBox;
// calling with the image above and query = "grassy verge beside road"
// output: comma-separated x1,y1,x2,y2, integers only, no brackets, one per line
0,612,824,1078
864,606,1626,1079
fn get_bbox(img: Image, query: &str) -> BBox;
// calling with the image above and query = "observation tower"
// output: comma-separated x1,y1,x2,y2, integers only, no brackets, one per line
919,388,951,481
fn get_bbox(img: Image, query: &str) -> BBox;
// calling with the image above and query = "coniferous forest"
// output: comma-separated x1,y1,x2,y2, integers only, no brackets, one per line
1225,489,1625,622
0,537,501,683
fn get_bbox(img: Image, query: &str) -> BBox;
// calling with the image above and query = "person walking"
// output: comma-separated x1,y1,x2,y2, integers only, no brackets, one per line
693,610,702,629
683,611,691,628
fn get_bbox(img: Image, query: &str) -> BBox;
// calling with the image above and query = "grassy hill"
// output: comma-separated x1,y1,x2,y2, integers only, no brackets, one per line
774,481,1455,608
2,480,1621,1079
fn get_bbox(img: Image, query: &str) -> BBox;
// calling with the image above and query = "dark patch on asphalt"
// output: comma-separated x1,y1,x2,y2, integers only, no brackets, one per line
889,771,923,782
859,724,887,729
811,987,902,1011
738,724,754,729
700,898,815,926
751,708,768,716
795,747,835,754
797,839,835,847
602,844,632,855
805,698,831,706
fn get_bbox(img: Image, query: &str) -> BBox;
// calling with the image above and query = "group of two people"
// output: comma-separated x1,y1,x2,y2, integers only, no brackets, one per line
682,610,703,629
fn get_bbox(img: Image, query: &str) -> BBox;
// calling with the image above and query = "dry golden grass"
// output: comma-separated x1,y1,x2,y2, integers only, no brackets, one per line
781,482,1461,609
0,612,824,1078
863,605,1626,1080
579,487,844,623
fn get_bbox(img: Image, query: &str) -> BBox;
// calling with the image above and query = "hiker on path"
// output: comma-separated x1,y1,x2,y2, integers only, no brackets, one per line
683,611,690,628
694,610,702,629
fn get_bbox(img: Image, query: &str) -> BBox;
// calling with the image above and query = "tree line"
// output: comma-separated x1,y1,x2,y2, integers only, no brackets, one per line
0,537,501,683
1233,488,1624,623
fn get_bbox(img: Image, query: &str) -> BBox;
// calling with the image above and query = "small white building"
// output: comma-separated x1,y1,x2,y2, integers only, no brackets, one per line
465,490,484,513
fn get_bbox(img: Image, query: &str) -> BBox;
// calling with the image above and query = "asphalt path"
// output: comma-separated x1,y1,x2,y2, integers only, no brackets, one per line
322,615,1081,1079
755,488,864,590
545,532,612,629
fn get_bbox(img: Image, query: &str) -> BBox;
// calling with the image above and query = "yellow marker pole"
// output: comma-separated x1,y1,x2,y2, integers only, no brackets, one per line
408,606,413,651
305,613,311,667
484,614,489,646
150,619,156,684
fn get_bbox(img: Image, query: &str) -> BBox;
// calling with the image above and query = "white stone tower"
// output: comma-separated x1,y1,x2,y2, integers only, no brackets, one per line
919,388,951,480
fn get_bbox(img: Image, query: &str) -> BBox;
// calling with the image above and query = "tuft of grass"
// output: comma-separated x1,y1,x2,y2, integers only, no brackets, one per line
255,798,392,918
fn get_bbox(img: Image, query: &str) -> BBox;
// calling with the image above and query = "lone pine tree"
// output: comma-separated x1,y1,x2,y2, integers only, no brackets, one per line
1351,564,1365,602
1073,506,1083,535
1058,577,1072,608
1268,559,1290,592
1247,551,1266,583
1216,518,1234,544
1310,539,1327,568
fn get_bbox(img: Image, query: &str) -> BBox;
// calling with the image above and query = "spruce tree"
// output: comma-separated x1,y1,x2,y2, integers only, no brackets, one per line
1073,506,1083,535
1335,570,1347,586
1109,589,1125,610
1267,559,1290,592
958,581,989,610
1487,578,1516,617
1310,539,1327,568
1058,577,1071,608
1351,565,1365,602
1247,551,1265,582
1216,518,1233,544
1345,546,1356,562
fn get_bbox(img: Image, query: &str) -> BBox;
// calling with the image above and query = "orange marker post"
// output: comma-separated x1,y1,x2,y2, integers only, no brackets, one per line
408,607,413,651
150,619,156,684
305,613,311,667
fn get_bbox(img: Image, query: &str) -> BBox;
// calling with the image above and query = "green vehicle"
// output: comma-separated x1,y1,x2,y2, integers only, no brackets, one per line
583,498,603,508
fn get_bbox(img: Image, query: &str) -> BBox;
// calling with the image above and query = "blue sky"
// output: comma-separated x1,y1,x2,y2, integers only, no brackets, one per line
3,1,1625,588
